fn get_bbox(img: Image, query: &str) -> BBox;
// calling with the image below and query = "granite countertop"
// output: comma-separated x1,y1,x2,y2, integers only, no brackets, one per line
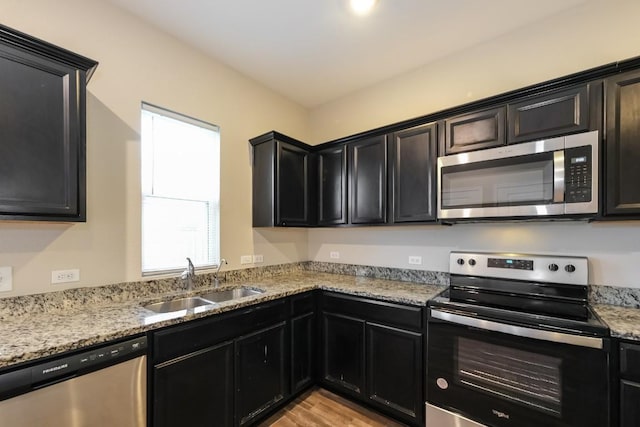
0,271,445,370
593,304,640,341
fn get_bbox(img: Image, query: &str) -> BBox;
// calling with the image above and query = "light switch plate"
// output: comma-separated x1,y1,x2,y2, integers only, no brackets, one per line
0,266,12,292
240,255,253,265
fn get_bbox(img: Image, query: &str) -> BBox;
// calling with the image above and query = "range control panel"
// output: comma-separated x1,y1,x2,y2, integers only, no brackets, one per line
450,251,588,286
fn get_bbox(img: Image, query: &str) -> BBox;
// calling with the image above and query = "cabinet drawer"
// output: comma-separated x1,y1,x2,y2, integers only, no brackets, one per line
621,342,640,381
321,292,422,331
621,380,640,427
291,291,316,316
153,299,287,363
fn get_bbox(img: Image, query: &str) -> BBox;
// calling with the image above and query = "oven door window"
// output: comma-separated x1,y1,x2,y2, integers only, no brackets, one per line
441,152,555,209
457,337,562,416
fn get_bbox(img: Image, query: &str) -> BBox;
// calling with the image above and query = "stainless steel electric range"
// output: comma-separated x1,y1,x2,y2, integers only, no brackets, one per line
426,251,611,427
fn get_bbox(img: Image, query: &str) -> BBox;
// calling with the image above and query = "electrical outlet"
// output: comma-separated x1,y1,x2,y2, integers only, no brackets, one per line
408,256,422,265
240,255,253,265
330,251,340,259
253,254,264,263
51,269,80,284
0,266,12,292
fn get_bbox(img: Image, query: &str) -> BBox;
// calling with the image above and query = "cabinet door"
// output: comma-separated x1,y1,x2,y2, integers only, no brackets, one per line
291,312,316,393
349,135,387,224
366,323,423,424
0,45,87,220
605,71,640,216
277,141,310,226
317,145,348,225
235,322,287,426
443,106,505,154
389,124,437,223
322,312,366,396
621,380,640,427
508,85,589,144
153,341,234,427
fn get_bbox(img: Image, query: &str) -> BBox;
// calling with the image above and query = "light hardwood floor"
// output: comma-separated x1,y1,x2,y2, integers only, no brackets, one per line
259,388,407,427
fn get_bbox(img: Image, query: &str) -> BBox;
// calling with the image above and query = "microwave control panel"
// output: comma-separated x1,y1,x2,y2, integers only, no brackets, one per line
565,145,592,203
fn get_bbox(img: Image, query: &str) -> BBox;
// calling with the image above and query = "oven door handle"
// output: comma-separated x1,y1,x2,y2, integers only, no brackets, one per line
430,308,603,349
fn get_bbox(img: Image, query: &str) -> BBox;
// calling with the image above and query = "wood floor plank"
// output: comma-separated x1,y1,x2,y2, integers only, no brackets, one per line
259,388,407,427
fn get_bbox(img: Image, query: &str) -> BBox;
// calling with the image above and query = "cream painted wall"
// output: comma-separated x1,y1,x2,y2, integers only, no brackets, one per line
309,0,640,143
307,0,640,288
0,0,309,296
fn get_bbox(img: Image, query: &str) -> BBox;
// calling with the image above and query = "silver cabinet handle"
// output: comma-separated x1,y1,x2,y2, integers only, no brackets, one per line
430,308,603,349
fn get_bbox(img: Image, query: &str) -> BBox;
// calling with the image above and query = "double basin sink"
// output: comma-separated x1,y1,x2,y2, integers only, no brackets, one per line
143,287,265,314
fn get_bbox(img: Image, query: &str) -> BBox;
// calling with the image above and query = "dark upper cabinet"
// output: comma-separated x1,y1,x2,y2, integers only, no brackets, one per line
153,341,234,427
0,24,97,221
235,322,287,426
349,135,387,224
605,70,640,216
367,323,423,425
317,145,348,225
507,85,589,144
442,106,506,155
388,124,437,223
250,131,315,227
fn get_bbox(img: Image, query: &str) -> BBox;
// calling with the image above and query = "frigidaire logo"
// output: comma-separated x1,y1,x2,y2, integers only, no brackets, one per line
42,363,68,375
492,409,510,419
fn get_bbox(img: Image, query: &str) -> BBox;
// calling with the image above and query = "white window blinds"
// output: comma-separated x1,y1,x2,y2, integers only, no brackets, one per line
141,103,220,274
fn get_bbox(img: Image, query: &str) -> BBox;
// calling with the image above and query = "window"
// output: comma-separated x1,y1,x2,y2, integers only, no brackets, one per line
141,103,220,274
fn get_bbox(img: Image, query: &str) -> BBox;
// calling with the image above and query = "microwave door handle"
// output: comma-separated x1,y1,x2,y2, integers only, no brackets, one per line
430,308,603,349
553,150,565,203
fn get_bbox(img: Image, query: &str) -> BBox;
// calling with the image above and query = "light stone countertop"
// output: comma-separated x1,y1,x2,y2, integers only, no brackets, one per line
0,271,445,370
593,304,640,341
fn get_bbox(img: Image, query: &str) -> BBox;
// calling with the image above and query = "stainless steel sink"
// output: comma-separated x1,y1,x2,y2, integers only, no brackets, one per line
143,296,214,313
143,287,265,314
199,287,264,303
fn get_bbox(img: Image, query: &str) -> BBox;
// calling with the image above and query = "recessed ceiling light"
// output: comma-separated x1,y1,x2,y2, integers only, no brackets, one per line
349,0,378,16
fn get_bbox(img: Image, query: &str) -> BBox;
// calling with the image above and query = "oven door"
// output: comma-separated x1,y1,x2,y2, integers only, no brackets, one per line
427,308,610,427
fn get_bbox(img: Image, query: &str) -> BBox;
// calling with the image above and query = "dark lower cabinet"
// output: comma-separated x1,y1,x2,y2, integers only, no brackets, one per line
320,293,424,426
619,341,640,427
366,323,423,424
621,380,640,427
322,312,366,396
389,123,437,223
153,341,234,427
235,322,287,426
605,70,640,216
291,311,316,393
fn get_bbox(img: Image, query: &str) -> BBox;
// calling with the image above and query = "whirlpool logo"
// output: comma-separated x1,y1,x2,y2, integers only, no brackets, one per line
492,409,510,419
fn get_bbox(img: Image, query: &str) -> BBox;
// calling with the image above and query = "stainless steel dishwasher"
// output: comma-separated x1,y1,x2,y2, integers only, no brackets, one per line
0,336,147,427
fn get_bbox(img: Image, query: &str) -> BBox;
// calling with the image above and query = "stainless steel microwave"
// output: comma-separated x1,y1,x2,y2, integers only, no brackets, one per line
437,130,599,220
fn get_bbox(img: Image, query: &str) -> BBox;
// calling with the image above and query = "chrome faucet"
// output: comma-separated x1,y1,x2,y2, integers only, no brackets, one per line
181,257,196,292
213,258,227,288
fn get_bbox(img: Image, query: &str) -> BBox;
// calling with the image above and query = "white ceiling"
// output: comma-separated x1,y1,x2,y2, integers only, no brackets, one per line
106,0,589,108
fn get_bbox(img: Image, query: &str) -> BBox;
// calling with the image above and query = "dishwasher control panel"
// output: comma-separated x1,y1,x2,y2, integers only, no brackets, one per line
0,336,147,401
